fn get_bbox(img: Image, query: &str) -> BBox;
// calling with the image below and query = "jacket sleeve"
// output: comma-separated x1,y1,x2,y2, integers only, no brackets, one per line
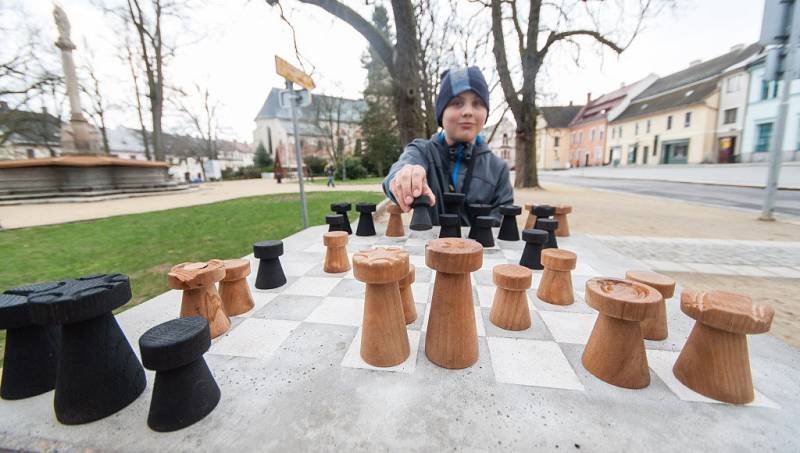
382,140,431,203
489,160,514,223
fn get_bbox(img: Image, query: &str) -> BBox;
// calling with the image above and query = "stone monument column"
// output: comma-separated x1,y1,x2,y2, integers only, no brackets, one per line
53,4,93,154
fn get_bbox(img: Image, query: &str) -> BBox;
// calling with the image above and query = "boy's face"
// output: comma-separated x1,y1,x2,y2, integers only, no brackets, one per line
441,90,487,144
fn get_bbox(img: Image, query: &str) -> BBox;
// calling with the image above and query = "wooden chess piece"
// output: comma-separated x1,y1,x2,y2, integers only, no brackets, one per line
519,229,548,270
582,277,661,389
0,283,61,400
537,249,577,305
410,195,433,230
535,218,559,249
219,259,255,316
168,260,231,339
673,289,774,404
425,238,483,369
253,240,286,289
139,316,220,432
497,205,521,241
323,231,350,273
353,247,410,367
355,202,377,236
399,264,417,324
489,264,533,331
331,202,353,234
27,274,146,424
553,204,573,237
523,203,537,230
386,203,405,237
625,270,676,341
438,213,461,238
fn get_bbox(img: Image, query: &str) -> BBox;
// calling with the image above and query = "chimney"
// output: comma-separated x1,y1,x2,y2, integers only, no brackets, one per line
586,92,592,104
689,59,702,66
730,43,744,52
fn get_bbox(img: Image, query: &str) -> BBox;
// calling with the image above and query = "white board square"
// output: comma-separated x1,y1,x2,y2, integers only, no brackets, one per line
487,337,584,391
341,328,421,374
283,277,340,297
538,311,597,344
304,296,364,326
236,293,277,318
209,318,299,359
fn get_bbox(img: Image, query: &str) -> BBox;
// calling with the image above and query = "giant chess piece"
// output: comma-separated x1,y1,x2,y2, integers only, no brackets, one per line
219,259,255,316
425,238,483,369
535,218,559,249
168,260,231,339
0,283,61,400
625,270,676,341
139,316,220,432
324,231,351,274
443,192,466,223
253,240,287,290
28,274,146,425
533,204,555,221
399,264,417,324
355,202,377,236
410,196,433,231
470,216,495,248
523,203,537,230
582,277,661,389
353,248,411,367
385,203,405,237
331,202,353,235
489,264,533,331
553,204,573,237
326,214,346,233
438,213,461,238
519,229,548,270
467,203,492,234
673,290,774,404
497,205,521,241
537,249,577,306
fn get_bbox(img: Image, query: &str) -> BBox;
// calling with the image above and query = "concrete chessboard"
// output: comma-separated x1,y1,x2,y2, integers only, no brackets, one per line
0,223,798,451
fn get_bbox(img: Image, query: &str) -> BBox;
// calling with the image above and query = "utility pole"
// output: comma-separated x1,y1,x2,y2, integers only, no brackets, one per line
760,0,799,220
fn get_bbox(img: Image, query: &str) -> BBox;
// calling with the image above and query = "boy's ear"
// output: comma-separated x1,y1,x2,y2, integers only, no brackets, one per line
440,69,450,81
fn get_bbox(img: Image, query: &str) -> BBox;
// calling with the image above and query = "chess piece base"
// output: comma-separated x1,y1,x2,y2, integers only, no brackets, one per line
219,279,255,316
425,272,478,369
360,282,410,367
147,358,221,432
1,325,59,400
537,269,574,305
256,258,287,290
582,314,650,389
180,287,231,339
489,288,531,331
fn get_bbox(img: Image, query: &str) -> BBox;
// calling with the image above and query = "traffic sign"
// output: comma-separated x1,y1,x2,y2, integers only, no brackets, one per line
275,56,315,91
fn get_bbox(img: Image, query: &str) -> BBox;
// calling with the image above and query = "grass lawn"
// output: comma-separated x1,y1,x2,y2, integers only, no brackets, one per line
0,191,384,365
307,176,385,186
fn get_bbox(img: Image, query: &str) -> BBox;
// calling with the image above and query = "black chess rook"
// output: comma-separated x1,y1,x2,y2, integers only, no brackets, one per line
355,202,377,236
497,205,522,241
438,213,461,238
467,204,492,238
326,214,346,233
410,196,433,231
535,218,559,249
520,229,548,270
253,240,287,289
471,216,495,248
331,202,353,235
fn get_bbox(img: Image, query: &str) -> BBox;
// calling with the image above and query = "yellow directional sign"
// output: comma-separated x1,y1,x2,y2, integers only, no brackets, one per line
275,56,315,91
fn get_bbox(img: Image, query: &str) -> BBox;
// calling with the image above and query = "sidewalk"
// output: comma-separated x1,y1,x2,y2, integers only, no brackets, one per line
543,161,800,189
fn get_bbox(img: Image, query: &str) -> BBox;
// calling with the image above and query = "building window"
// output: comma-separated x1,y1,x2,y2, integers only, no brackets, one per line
590,128,596,142
26,149,35,158
760,80,779,100
578,132,583,143
599,129,604,141
618,126,623,137
635,123,639,135
611,128,615,139
554,136,560,147
727,75,741,93
646,120,651,133
723,108,737,124
502,133,509,146
643,146,649,157
755,123,773,152
667,116,673,130
684,112,692,128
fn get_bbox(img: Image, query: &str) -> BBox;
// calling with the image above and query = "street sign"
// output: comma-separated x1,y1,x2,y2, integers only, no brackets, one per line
275,56,315,91
279,88,312,109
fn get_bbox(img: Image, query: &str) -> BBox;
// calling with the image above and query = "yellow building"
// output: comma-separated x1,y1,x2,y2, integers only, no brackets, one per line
536,105,582,169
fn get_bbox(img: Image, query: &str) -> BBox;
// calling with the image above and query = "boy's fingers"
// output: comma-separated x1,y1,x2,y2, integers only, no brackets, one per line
410,166,425,198
423,186,436,206
390,177,409,211
397,168,413,210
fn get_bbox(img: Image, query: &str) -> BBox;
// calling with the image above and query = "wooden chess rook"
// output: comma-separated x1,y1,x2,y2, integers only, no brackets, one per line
386,203,405,237
425,238,483,369
323,231,351,273
168,260,231,339
582,277,661,389
353,247,411,367
537,249,577,305
673,289,774,404
399,264,417,324
489,264,533,331
553,204,573,237
219,259,255,316
625,270,676,341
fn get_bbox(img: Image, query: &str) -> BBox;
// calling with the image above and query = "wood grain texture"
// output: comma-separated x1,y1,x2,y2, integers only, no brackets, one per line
489,264,533,331
386,203,405,237
537,249,577,306
219,259,255,316
626,270,676,341
398,264,417,324
553,204,572,237
169,260,230,339
523,203,536,230
323,231,351,274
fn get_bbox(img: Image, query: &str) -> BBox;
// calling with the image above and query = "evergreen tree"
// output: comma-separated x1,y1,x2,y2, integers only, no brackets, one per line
254,141,273,168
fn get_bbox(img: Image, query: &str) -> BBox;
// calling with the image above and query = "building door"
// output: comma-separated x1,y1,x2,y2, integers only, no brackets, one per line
627,145,638,164
718,136,735,163
584,153,590,166
663,140,689,164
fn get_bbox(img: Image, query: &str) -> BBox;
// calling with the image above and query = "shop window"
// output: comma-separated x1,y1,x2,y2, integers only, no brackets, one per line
755,123,773,152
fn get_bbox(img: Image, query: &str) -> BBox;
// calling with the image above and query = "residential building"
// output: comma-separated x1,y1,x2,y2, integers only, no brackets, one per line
252,88,365,170
483,117,516,169
536,104,583,169
715,46,761,163
740,57,800,163
607,43,761,165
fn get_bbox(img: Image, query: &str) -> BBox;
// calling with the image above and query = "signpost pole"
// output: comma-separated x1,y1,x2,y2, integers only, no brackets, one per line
287,80,309,229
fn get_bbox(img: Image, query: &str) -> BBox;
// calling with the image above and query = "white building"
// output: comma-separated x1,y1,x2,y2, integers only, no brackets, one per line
483,117,516,169
714,47,760,163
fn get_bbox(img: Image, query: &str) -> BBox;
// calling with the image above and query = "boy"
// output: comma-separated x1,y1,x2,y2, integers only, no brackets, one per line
382,66,513,226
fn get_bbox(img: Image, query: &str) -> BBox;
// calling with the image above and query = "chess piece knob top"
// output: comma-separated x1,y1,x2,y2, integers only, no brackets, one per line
425,238,483,273
356,202,376,213
625,270,676,299
221,259,251,281
323,230,349,246
533,205,555,218
353,247,409,283
499,205,522,216
534,218,558,231
492,264,532,290
331,202,352,213
386,203,403,214
28,273,132,324
167,260,226,290
253,240,284,259
439,213,459,226
585,277,661,322
139,316,211,371
541,248,577,271
474,216,494,228
522,228,548,243
680,289,774,335
468,203,492,217
326,214,344,225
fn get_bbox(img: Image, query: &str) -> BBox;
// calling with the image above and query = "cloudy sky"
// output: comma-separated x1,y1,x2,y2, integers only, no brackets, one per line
4,0,765,143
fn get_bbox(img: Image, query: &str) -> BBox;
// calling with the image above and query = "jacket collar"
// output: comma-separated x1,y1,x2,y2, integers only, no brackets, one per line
433,132,487,161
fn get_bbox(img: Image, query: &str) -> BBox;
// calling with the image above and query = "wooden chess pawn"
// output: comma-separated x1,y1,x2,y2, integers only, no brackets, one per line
353,247,411,367
425,238,483,369
168,260,231,339
386,203,405,237
523,203,537,230
673,290,774,404
625,270,676,341
399,264,417,324
582,277,661,389
139,316,220,432
553,204,573,237
537,249,577,305
323,231,350,273
219,259,255,316
489,264,533,331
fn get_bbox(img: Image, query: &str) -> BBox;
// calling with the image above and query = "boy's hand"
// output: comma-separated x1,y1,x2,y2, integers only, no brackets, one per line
389,164,437,212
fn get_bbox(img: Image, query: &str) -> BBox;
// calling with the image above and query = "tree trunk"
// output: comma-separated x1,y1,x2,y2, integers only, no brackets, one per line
150,84,164,161
514,102,539,188
391,0,424,145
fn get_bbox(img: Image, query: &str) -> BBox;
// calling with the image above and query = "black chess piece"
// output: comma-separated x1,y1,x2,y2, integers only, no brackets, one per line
471,216,495,247
331,202,353,235
410,196,433,231
533,204,555,220
438,213,461,238
535,218,559,249
443,193,465,216
520,229,548,270
253,240,287,290
139,316,220,432
497,205,522,241
467,204,492,238
27,274,146,425
355,202,377,236
0,282,61,400
326,214,346,233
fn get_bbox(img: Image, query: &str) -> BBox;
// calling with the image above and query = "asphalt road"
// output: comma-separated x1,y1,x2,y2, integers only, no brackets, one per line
539,174,800,218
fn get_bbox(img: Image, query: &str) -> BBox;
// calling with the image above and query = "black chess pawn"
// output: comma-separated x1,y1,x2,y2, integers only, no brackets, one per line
0,282,61,400
471,216,495,248
410,196,433,231
535,218,559,249
253,240,287,290
355,202,377,236
326,214,346,233
443,193,465,216
467,204,492,239
438,213,461,238
497,205,522,241
520,229,548,270
331,202,353,235
139,316,220,432
27,274,146,425
533,204,555,220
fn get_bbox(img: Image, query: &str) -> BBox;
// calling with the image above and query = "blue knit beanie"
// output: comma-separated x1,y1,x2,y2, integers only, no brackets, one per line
435,66,490,127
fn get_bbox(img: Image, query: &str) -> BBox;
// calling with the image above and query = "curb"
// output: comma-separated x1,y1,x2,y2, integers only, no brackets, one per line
542,174,800,191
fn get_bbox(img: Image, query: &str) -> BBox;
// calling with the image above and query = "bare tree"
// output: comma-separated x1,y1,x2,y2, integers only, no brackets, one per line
483,0,664,188
79,40,111,155
174,83,219,165
122,33,152,160
314,93,344,165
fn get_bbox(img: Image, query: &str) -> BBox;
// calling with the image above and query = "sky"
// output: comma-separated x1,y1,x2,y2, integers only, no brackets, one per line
3,0,766,143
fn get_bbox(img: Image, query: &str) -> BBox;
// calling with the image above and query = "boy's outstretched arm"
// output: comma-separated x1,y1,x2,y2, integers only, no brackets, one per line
382,143,437,212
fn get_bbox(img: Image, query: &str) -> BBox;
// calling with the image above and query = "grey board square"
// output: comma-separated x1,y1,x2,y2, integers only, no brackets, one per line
252,294,324,322
329,279,366,299
481,309,554,342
